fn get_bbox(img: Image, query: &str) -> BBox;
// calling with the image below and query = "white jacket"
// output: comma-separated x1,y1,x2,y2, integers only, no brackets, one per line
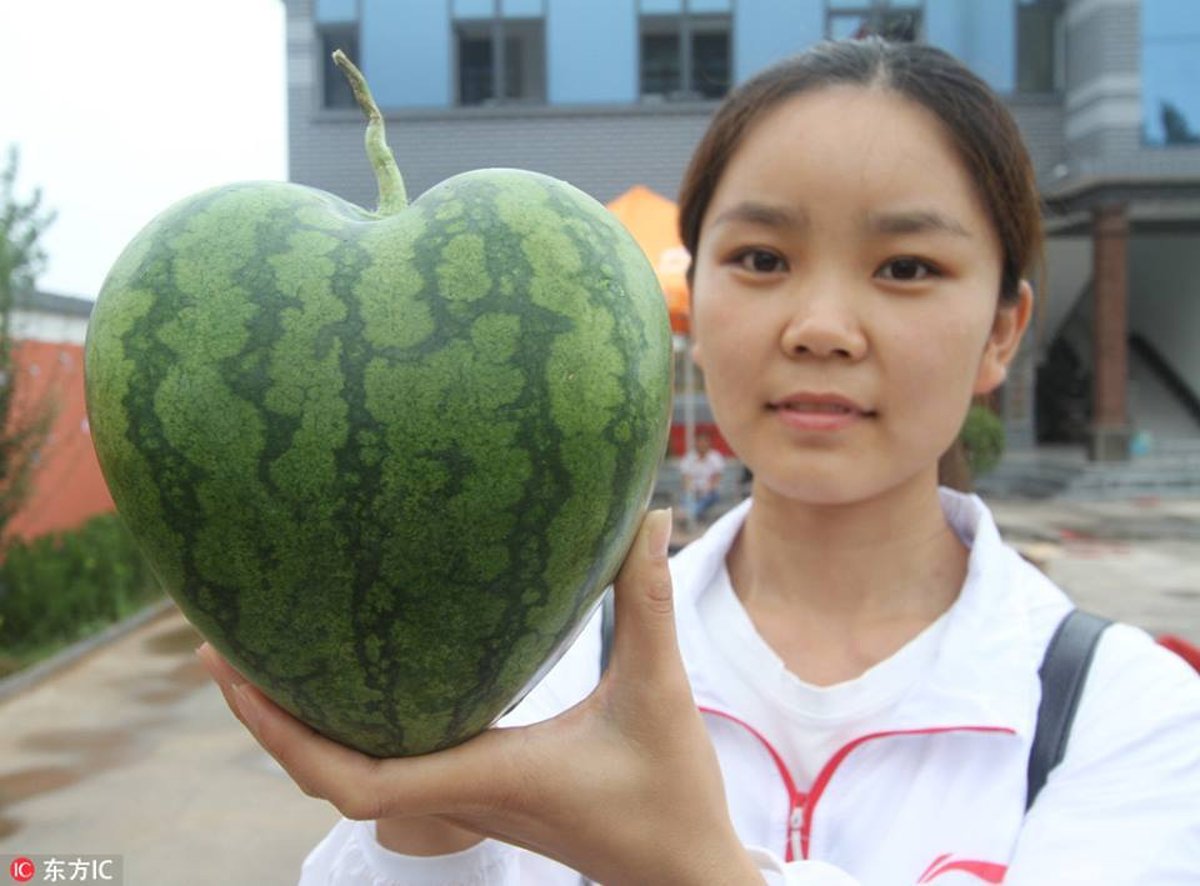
300,491,1200,885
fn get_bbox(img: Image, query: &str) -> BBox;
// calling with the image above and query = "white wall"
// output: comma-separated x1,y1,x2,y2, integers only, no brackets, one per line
1130,233,1200,398
11,309,89,346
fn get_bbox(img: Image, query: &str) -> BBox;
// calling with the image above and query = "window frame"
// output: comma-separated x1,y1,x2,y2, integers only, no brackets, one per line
318,23,361,110
1015,0,1066,96
452,10,547,107
1139,0,1200,146
638,12,733,103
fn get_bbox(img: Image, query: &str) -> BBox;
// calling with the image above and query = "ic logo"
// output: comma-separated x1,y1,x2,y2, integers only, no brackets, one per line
9,857,35,883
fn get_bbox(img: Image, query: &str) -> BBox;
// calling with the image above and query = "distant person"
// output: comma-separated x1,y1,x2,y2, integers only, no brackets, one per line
680,431,726,525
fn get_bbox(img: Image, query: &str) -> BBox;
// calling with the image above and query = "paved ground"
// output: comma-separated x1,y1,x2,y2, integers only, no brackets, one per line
1,494,1198,885
987,495,1200,643
0,610,339,885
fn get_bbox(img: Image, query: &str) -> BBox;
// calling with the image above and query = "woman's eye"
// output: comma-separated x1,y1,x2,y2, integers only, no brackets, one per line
877,257,938,281
734,249,786,274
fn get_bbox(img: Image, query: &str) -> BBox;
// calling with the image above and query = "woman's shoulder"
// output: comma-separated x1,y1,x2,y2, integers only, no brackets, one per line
1066,618,1200,772
1092,620,1200,704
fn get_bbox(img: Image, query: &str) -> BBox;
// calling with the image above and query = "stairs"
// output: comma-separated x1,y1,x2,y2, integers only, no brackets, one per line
977,438,1200,500
985,327,1200,500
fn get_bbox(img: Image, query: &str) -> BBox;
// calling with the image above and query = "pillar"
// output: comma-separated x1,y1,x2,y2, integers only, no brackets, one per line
1089,202,1132,461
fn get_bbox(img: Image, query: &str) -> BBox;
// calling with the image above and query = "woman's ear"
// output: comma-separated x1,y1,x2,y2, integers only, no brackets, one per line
973,280,1034,395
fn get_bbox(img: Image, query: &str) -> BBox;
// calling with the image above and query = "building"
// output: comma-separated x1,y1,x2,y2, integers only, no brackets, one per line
282,0,1200,462
4,291,113,540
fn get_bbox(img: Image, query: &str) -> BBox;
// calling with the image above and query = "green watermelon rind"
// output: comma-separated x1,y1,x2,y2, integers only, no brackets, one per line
85,169,672,756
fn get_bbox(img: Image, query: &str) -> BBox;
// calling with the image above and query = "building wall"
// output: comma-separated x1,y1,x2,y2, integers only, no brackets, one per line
1061,0,1200,179
549,0,639,104
1063,0,1143,174
1130,234,1200,400
287,0,1073,206
290,103,715,208
732,0,822,82
926,0,1016,92
361,0,450,109
286,0,1200,443
291,0,1200,201
4,339,115,541
3,296,115,541
10,309,88,348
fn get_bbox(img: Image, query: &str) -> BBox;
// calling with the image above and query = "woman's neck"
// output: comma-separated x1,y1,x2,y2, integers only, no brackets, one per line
726,477,969,685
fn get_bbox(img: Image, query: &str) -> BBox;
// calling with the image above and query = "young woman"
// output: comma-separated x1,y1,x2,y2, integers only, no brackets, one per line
199,38,1200,884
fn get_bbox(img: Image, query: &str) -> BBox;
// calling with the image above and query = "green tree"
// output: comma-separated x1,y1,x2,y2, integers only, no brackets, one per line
960,402,1006,478
0,146,59,540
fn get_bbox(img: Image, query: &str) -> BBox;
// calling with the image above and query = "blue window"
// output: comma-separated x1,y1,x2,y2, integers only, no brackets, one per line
1016,0,1063,94
316,0,360,109
320,25,360,108
639,10,732,100
1142,0,1200,146
454,5,547,106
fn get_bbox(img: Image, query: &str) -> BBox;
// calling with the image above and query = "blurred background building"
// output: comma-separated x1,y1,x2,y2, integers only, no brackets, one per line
281,0,1200,486
6,290,113,540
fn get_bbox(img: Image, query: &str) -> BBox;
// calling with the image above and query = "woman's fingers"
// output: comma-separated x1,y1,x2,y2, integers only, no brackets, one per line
196,642,255,732
195,642,244,684
193,508,686,833
196,641,521,821
607,509,684,687
197,643,380,808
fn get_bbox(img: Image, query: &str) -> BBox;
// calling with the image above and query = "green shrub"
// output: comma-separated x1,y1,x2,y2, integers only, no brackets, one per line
0,513,162,657
960,403,1006,478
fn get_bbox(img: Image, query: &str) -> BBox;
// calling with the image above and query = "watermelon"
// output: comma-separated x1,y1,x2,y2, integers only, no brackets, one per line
84,52,673,757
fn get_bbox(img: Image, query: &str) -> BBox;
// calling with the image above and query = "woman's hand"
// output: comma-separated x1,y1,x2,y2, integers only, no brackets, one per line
198,645,481,856
198,510,762,885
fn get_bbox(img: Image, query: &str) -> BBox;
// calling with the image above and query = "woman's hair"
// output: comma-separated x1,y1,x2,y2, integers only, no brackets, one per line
678,38,1043,303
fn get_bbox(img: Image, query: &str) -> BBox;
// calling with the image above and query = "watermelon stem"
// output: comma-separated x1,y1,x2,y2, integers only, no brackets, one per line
332,50,409,216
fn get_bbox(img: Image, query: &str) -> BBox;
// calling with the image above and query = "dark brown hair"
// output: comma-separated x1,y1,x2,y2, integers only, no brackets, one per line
678,38,1043,303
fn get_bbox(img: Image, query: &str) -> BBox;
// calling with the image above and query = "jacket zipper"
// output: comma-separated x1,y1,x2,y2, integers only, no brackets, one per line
700,706,1015,862
699,707,808,861
788,805,805,863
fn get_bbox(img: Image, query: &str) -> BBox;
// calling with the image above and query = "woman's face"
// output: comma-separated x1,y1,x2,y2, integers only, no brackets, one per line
690,85,1030,507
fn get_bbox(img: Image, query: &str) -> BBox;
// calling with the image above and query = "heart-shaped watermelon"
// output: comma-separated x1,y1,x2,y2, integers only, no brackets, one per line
84,53,672,756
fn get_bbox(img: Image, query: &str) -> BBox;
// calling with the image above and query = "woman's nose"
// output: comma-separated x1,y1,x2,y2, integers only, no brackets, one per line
779,292,868,361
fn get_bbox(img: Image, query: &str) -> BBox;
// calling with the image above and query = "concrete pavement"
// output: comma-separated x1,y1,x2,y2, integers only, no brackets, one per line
1,494,1198,885
987,495,1200,643
0,610,339,885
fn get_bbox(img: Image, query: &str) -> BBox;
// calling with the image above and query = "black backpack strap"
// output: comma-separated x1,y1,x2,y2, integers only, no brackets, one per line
1026,609,1112,811
599,587,616,675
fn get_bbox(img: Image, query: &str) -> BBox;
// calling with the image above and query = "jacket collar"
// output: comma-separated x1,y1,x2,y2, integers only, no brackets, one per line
671,490,1061,739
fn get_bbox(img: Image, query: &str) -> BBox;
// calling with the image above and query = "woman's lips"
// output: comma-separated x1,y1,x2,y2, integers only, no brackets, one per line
769,394,873,432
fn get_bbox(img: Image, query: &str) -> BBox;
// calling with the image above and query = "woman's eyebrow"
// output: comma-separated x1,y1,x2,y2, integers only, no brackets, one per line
865,209,972,237
709,201,809,231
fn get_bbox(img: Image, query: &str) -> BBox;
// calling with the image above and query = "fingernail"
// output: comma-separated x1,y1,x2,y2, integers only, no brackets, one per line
232,683,262,731
647,508,672,559
195,644,215,674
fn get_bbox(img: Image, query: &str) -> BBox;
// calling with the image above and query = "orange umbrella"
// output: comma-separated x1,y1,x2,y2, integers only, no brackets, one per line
606,185,690,333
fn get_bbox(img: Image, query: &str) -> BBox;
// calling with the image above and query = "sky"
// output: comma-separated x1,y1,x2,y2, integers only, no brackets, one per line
0,0,288,300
